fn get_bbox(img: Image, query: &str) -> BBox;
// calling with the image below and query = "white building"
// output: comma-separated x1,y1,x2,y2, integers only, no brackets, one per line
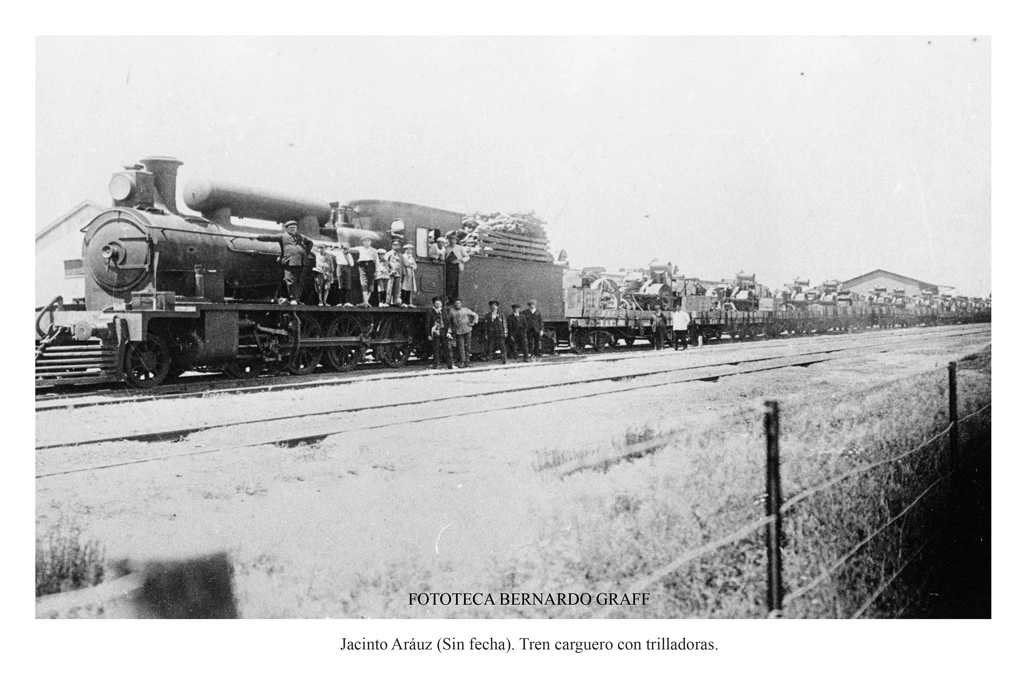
841,269,944,298
35,200,105,308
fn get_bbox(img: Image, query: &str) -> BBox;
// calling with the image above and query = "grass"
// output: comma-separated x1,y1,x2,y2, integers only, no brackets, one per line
334,346,991,619
36,517,106,598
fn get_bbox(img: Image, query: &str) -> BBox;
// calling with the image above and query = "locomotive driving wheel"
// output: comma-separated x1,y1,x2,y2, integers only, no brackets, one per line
121,337,172,389
288,315,323,375
374,317,412,368
324,317,363,372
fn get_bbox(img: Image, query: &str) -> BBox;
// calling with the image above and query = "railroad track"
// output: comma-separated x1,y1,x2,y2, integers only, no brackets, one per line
35,326,990,480
35,323,991,413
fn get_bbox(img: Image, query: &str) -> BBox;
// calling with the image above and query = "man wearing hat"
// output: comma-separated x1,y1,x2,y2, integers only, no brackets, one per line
506,303,529,362
426,296,454,370
256,220,313,304
481,300,509,364
523,298,545,359
399,244,418,307
443,233,470,303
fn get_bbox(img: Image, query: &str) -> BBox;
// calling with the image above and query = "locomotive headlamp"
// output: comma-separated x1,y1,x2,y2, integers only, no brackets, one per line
109,173,136,202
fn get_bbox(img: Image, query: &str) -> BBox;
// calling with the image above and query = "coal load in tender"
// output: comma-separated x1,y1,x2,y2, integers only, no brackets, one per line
459,211,553,262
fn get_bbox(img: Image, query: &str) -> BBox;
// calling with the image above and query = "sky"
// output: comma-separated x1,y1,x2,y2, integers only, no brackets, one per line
36,36,991,295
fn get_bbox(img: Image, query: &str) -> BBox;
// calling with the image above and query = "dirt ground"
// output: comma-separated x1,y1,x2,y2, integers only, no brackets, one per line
35,325,992,617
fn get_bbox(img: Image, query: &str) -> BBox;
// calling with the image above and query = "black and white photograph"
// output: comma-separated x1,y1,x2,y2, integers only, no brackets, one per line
23,23,1009,677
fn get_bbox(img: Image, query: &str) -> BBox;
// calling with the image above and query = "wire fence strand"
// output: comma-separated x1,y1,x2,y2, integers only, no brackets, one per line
780,402,991,514
850,530,941,619
592,400,991,618
783,467,955,607
594,514,775,618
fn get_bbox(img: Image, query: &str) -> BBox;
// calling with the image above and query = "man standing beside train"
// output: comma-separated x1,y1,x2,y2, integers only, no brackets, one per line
482,300,509,364
449,299,479,368
427,296,454,370
523,299,545,360
507,304,529,362
672,307,691,350
256,220,312,305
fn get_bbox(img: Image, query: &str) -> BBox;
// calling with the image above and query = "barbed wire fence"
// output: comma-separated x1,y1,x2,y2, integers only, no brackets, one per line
596,361,991,619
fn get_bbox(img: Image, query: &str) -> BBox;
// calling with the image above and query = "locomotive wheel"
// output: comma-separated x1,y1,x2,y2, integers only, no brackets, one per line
122,337,172,389
324,317,363,372
590,330,614,353
374,317,412,368
222,358,263,380
288,316,323,375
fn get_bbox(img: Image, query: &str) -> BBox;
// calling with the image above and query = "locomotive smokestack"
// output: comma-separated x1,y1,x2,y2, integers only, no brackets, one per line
141,156,184,215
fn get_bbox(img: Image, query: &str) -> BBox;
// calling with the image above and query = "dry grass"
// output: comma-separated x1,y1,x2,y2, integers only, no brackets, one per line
336,347,991,618
36,516,105,598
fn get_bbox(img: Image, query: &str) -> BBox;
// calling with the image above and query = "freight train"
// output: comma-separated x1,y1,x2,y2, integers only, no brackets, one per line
34,157,992,389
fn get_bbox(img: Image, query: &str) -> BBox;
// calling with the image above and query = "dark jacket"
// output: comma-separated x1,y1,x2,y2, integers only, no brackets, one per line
507,311,528,336
426,307,453,338
523,308,544,334
482,311,507,340
257,232,313,266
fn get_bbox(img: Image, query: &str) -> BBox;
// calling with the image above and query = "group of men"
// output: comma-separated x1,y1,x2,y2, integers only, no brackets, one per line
650,303,693,351
260,221,474,308
258,220,422,307
426,297,545,369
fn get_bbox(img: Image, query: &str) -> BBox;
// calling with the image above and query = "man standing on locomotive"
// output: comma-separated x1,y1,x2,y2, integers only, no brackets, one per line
427,296,454,370
444,232,470,304
523,299,544,359
256,219,313,305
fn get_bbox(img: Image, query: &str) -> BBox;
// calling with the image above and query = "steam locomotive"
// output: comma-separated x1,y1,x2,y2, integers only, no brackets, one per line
35,156,566,388
35,156,991,389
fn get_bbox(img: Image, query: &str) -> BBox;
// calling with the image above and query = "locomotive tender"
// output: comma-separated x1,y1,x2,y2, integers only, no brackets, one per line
35,156,991,389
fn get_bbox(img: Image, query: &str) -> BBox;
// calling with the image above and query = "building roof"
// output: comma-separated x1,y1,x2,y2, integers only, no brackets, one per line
842,269,945,293
36,200,106,241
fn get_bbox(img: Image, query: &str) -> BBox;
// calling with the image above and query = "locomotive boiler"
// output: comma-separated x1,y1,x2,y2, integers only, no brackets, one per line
84,156,341,310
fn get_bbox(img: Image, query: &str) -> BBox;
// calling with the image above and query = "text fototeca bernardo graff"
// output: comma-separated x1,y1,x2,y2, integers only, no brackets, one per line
408,592,650,607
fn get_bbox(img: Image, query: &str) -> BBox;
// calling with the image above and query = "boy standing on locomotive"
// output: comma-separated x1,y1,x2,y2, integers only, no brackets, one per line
255,219,313,305
348,236,379,307
385,239,404,306
400,244,418,307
